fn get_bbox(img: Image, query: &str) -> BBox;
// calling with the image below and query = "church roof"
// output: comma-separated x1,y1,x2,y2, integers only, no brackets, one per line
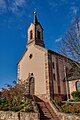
67,63,80,81
48,49,80,81
48,49,66,58
33,10,43,30
17,49,27,65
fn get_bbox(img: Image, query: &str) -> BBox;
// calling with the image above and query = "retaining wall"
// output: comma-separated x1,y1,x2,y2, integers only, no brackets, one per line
0,111,39,120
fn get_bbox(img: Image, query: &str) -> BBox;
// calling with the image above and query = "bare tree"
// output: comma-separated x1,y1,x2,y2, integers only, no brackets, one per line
59,17,80,68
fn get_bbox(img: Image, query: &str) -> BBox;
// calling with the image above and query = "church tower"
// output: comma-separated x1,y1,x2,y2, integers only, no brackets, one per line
27,9,45,48
18,10,50,101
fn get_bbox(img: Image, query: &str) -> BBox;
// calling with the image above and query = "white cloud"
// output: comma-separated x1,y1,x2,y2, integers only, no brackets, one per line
14,0,26,7
70,6,79,16
9,0,27,15
49,1,57,8
55,37,62,42
0,88,2,92
69,4,79,23
49,0,68,9
0,0,7,13
0,0,28,15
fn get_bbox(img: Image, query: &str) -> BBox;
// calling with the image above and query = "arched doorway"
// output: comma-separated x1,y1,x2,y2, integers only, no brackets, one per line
29,77,35,95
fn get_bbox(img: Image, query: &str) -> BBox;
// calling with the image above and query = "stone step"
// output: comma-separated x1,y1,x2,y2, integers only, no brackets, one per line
34,96,60,120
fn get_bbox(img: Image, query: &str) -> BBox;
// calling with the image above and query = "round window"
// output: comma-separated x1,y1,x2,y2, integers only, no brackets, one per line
29,54,33,59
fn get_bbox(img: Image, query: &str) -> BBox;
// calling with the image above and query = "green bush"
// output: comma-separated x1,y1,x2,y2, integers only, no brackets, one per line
61,102,80,114
0,99,34,112
65,100,70,106
74,97,80,102
71,91,80,100
54,96,62,106
11,106,22,112
61,103,70,113
20,102,30,107
1,107,9,111
25,107,34,112
0,83,35,112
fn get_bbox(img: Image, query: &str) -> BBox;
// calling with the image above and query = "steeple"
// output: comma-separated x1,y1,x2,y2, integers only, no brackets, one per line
27,9,45,48
33,9,38,24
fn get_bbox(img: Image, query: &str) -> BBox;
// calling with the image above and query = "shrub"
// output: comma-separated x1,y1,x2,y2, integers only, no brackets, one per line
19,102,31,108
61,102,80,114
25,107,34,112
74,97,80,102
61,103,70,113
0,98,34,112
0,81,35,112
1,106,9,111
71,91,80,100
54,96,62,106
11,106,23,112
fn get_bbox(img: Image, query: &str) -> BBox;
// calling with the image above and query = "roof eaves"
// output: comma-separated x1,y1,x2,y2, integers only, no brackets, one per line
17,49,27,65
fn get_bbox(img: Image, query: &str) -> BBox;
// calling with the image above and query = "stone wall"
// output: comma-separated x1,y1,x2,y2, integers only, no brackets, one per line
0,111,39,120
58,112,80,120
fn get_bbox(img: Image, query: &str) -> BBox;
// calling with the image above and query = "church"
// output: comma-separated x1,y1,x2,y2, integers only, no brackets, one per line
17,10,80,101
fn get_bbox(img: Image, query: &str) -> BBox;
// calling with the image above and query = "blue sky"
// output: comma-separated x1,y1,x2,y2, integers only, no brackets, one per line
0,0,80,88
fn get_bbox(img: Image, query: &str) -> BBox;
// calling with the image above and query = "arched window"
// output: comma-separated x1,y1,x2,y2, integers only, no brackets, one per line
30,30,33,39
76,81,80,91
37,31,40,39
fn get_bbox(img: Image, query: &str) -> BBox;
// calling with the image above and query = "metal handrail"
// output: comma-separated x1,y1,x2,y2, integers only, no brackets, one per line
43,101,55,119
32,95,39,113
50,97,61,112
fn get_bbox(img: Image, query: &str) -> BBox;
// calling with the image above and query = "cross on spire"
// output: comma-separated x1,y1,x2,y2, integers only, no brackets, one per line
33,8,38,24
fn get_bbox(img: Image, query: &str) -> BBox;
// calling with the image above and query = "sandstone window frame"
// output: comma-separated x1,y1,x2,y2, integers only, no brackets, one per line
76,81,80,91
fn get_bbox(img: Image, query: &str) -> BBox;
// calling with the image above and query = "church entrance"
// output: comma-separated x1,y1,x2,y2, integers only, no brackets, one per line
29,77,35,95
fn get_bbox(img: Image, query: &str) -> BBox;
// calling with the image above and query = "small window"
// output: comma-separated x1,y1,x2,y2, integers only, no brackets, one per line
76,81,80,91
30,30,33,39
37,31,40,39
53,62,55,69
29,54,33,59
58,86,61,93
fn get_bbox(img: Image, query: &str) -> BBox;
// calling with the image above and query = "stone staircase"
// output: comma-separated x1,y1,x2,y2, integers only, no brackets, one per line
34,96,60,120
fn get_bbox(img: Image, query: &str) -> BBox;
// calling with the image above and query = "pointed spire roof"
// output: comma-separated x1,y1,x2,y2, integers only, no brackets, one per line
33,8,38,24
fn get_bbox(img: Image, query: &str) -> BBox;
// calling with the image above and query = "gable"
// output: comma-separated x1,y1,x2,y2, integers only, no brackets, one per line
18,45,47,65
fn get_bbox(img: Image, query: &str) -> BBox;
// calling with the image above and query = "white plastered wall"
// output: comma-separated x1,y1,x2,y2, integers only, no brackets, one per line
18,44,47,95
